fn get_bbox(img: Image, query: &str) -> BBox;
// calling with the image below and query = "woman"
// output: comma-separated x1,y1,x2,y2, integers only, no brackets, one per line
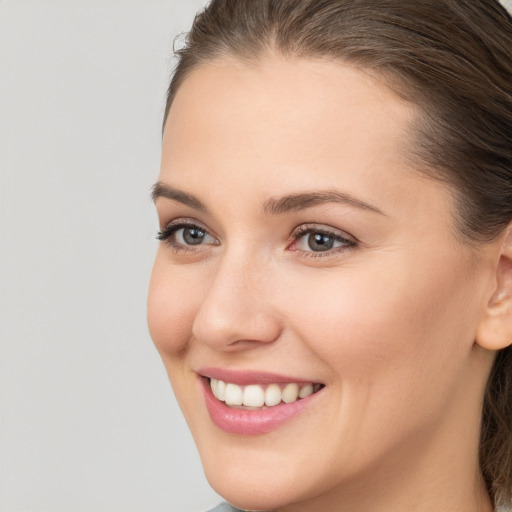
148,1,512,511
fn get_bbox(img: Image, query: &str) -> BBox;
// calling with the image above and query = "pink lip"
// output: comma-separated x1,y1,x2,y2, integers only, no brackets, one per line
199,376,322,436
199,367,318,386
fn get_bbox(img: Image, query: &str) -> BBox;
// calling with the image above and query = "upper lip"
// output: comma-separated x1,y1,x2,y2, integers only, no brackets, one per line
198,367,323,386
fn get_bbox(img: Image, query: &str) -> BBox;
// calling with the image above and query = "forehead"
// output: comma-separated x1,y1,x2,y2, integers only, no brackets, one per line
165,54,417,146
161,55,424,205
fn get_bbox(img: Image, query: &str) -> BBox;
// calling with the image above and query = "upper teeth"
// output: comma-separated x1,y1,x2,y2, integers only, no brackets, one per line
209,379,319,408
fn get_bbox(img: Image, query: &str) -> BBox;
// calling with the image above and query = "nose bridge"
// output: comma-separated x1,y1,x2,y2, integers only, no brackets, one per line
192,245,281,349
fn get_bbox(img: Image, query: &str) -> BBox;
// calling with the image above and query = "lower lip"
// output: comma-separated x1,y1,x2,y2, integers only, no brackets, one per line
201,378,320,435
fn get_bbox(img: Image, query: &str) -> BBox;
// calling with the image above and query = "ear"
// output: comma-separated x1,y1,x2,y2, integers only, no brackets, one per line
476,226,512,351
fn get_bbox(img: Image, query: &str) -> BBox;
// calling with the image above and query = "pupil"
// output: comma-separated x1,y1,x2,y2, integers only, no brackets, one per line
308,233,334,251
183,227,205,245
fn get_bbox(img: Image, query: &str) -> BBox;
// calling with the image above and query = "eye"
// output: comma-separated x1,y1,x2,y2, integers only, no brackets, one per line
157,220,218,250
290,225,356,255
174,226,212,245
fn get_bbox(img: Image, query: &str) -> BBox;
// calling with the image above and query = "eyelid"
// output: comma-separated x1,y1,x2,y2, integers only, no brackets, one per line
291,223,357,242
159,216,204,229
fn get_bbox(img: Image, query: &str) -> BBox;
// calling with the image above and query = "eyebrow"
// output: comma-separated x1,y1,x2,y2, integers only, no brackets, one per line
263,190,386,216
151,182,385,216
151,182,208,213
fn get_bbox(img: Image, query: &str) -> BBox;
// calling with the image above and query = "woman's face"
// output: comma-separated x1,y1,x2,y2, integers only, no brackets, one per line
148,56,495,510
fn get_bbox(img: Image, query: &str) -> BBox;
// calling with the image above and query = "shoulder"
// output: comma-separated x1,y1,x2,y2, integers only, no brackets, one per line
206,503,244,512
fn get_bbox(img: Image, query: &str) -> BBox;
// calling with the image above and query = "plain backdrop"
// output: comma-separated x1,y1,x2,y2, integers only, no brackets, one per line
2,1,512,511
0,1,221,511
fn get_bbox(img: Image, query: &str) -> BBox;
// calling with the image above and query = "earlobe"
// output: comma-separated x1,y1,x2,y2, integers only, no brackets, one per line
476,226,512,351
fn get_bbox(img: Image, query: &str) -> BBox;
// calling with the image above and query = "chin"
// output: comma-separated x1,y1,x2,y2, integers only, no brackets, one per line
201,450,330,512
207,474,300,512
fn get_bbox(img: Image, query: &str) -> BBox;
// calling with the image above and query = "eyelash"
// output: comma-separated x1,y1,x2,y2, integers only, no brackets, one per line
156,220,356,257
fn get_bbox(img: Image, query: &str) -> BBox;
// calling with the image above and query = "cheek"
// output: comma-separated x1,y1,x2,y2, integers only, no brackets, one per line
282,250,479,390
274,253,481,458
147,253,199,358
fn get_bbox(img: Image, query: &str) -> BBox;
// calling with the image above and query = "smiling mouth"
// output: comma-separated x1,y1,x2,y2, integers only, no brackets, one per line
208,378,324,409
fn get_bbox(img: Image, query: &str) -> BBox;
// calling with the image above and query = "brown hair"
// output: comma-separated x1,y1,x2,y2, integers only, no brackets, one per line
163,0,512,502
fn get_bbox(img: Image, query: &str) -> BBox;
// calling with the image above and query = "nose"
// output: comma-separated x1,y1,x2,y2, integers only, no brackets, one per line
192,250,282,351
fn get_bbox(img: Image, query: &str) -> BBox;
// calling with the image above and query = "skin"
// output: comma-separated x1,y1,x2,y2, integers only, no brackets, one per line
148,55,510,512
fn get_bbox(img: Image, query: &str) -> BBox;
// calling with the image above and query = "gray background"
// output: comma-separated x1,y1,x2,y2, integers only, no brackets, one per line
1,0,511,511
0,1,220,511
